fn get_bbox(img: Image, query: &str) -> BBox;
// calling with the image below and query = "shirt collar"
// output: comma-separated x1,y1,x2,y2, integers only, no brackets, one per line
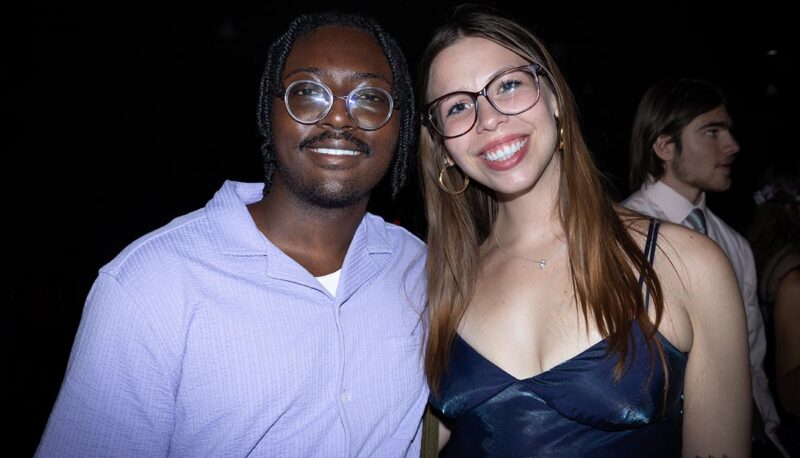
203,180,269,256
642,177,707,222
205,180,394,257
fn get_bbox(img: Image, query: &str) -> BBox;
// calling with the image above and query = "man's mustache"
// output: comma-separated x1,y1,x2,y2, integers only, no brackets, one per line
298,131,373,157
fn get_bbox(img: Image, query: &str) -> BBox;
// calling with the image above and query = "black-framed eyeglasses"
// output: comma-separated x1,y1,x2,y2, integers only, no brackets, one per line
278,80,397,131
424,63,544,139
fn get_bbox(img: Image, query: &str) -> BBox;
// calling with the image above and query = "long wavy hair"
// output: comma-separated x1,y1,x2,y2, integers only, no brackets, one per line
418,6,666,395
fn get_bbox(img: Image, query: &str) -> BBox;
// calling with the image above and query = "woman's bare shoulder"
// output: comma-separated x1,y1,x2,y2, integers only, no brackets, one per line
618,213,724,264
778,268,800,297
656,222,744,327
621,214,736,307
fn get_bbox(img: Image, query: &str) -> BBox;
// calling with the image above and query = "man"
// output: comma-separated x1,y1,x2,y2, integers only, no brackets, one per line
36,12,427,457
624,77,784,455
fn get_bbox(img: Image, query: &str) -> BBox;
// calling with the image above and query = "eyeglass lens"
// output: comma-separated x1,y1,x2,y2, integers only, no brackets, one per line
284,81,393,130
429,67,540,138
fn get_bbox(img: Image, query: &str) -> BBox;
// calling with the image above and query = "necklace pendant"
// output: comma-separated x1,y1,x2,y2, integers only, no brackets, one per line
493,231,548,271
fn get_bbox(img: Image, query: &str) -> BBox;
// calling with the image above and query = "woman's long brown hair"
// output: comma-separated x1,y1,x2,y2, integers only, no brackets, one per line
419,6,667,396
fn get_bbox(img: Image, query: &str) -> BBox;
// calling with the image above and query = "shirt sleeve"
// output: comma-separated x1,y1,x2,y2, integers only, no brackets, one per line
35,273,176,457
740,244,782,439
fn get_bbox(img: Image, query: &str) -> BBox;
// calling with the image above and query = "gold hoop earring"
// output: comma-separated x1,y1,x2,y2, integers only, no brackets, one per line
554,114,565,152
437,159,469,194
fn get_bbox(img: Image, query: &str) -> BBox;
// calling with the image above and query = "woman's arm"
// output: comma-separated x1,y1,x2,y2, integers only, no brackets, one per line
677,233,752,457
438,420,451,452
774,269,800,416
420,406,450,456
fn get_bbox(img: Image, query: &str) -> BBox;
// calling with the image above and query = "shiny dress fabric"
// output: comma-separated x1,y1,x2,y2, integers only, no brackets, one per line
430,221,688,457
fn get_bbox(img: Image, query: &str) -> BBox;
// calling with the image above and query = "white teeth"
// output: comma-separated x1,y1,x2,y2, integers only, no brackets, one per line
312,148,360,156
482,138,528,162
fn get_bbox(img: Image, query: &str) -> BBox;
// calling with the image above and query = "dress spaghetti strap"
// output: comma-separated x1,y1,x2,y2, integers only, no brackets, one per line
639,219,661,309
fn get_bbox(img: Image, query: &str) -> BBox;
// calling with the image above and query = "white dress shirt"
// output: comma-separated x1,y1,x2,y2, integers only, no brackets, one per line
624,179,784,452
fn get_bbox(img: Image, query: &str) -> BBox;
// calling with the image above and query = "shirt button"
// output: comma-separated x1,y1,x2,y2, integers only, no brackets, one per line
340,390,351,403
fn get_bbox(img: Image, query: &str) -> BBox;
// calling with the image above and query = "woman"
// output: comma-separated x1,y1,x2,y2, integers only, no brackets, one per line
749,159,800,455
418,6,750,457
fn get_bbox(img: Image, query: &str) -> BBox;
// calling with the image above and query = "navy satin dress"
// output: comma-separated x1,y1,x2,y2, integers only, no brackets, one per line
430,221,688,457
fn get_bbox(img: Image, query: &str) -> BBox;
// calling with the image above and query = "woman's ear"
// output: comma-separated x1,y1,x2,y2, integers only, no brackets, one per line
547,91,559,119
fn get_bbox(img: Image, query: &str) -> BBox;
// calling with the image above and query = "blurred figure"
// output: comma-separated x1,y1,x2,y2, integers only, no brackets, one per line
749,159,800,456
624,77,785,455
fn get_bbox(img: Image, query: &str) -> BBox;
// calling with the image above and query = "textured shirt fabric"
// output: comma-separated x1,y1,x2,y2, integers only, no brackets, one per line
36,180,428,457
624,179,782,444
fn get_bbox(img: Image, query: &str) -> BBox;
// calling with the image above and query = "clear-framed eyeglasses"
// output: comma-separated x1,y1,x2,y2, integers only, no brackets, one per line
424,63,545,139
280,80,397,131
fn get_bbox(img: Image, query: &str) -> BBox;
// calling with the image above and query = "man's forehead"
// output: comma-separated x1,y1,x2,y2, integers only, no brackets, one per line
283,26,391,80
284,26,391,74
692,106,732,127
290,27,383,60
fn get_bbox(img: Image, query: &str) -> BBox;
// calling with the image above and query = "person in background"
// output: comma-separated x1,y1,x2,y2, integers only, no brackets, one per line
624,76,786,456
35,11,427,457
418,5,750,457
749,159,800,456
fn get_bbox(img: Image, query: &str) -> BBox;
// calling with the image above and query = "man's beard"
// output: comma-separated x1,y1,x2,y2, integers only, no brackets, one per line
277,161,370,209
278,131,379,209
673,150,732,193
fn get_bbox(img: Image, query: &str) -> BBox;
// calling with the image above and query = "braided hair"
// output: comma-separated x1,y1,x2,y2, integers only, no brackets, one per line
256,12,416,199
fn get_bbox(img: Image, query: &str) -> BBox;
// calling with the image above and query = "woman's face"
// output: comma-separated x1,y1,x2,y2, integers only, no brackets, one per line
426,37,560,197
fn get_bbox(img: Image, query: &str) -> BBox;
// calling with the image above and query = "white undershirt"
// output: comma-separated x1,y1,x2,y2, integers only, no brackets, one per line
316,269,342,297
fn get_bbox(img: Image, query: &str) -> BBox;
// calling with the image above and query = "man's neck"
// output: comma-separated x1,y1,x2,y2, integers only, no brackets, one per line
659,175,703,205
247,186,369,277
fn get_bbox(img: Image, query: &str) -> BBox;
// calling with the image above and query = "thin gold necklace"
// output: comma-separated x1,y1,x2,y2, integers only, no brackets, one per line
493,231,547,270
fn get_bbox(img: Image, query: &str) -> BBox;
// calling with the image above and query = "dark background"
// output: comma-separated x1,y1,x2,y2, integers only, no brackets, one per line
4,0,794,454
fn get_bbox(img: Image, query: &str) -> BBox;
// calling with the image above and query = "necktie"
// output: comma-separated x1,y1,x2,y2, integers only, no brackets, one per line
684,208,707,235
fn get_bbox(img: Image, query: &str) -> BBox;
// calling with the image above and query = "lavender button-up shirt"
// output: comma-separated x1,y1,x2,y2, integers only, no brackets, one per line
36,181,428,457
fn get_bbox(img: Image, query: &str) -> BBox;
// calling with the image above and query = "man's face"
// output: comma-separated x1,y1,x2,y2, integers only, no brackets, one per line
270,26,399,209
661,106,740,199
